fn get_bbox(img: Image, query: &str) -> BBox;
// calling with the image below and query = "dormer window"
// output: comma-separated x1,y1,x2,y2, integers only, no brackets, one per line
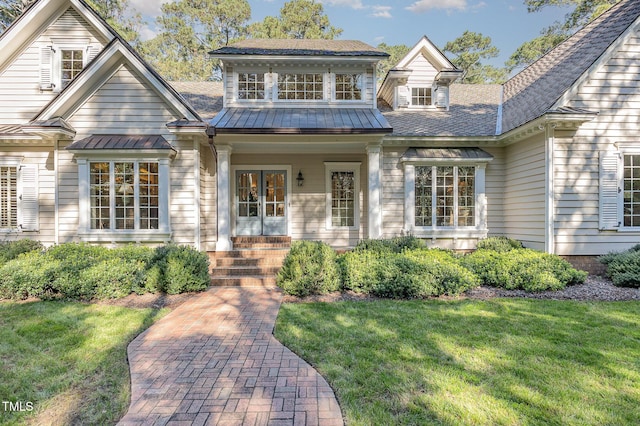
61,50,84,89
238,73,265,100
277,73,324,100
335,74,363,101
411,87,432,107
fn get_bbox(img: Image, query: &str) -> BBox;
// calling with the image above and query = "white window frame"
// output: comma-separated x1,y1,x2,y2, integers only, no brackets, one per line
403,161,488,239
333,73,365,102
41,40,97,92
409,86,433,108
235,71,268,102
325,162,361,230
274,70,327,102
603,143,640,232
76,154,171,243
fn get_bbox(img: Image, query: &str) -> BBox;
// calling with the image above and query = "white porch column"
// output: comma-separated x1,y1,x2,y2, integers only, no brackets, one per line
367,144,383,239
216,144,233,251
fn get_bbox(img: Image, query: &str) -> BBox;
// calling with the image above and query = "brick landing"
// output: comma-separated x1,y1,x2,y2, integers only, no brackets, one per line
118,287,343,426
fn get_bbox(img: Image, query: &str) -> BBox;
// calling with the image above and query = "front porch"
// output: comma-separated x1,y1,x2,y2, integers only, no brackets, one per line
213,136,386,252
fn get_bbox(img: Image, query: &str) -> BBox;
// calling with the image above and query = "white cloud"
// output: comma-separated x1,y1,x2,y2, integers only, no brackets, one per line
370,5,392,18
321,0,365,9
406,0,468,13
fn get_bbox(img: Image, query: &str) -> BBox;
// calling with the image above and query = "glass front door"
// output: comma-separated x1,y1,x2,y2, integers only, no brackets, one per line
236,170,287,236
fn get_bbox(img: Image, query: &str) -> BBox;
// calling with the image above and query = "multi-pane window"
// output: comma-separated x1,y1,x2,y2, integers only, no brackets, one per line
89,161,159,230
0,167,17,229
415,166,475,227
411,87,432,106
331,171,355,227
238,73,265,100
335,74,363,100
278,73,323,100
623,154,640,227
61,50,83,88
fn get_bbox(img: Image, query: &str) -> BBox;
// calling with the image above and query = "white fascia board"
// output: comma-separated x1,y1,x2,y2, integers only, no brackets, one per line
35,40,200,122
217,55,382,65
397,36,457,71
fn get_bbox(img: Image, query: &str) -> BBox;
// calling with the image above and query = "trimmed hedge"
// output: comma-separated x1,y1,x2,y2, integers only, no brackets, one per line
599,245,640,288
0,239,43,265
462,248,587,291
0,243,210,301
277,241,340,297
476,236,523,252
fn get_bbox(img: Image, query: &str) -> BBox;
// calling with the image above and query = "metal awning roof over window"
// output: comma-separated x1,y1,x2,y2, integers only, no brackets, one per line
401,147,494,162
209,108,393,135
65,135,175,151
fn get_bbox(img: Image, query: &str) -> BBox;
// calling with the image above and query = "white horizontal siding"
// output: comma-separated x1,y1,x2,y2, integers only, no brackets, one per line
405,54,438,88
0,7,106,123
555,25,640,255
200,144,217,251
504,134,546,251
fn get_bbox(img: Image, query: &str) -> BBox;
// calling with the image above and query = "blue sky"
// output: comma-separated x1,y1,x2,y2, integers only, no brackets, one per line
129,0,572,67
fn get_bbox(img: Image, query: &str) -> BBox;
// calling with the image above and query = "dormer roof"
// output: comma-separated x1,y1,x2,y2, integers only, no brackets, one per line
396,36,458,71
210,39,388,60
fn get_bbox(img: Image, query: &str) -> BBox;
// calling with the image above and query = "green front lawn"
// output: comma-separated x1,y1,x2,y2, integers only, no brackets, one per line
276,299,640,425
0,301,166,425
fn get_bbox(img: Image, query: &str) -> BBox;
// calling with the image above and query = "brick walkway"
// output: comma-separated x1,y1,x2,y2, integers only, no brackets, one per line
118,287,343,426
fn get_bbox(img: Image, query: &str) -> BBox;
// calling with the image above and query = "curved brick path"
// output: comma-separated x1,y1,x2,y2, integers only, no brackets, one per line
118,287,343,426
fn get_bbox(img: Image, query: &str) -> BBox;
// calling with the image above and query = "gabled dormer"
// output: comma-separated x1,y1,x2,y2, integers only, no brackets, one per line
379,36,462,111
210,40,389,109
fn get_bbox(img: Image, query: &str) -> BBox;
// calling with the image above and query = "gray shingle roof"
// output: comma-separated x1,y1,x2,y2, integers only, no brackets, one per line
401,147,494,162
211,39,388,57
502,0,640,133
210,107,392,135
381,84,502,137
170,81,224,120
66,135,174,150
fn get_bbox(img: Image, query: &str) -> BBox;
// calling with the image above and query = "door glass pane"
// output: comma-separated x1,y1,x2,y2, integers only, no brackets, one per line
238,172,259,218
265,172,285,218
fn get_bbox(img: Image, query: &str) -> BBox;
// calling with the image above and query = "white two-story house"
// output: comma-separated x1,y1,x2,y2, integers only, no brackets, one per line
1,0,640,275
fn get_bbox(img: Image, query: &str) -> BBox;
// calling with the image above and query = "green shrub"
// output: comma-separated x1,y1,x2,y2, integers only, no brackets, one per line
354,236,426,254
277,241,340,296
599,248,640,288
0,242,210,300
463,248,587,291
476,236,523,252
0,239,43,265
157,245,210,294
341,247,479,299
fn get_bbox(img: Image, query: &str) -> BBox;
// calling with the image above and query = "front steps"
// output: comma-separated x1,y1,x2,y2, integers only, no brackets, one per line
210,236,291,287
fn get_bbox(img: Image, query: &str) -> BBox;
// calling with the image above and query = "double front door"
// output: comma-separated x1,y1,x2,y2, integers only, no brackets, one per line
236,170,287,236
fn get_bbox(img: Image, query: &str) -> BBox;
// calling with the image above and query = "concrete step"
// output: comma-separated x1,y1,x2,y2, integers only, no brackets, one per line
211,266,282,276
210,275,278,287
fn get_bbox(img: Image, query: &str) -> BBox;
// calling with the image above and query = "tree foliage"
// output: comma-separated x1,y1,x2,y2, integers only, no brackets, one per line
443,31,507,84
139,0,251,81
249,0,342,40
507,0,620,72
375,43,410,82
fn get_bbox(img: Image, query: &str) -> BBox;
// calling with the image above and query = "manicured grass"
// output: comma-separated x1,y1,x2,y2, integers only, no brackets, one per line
0,301,167,425
275,299,640,425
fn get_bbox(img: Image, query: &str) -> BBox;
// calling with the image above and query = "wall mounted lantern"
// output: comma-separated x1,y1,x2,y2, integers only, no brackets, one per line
296,170,304,187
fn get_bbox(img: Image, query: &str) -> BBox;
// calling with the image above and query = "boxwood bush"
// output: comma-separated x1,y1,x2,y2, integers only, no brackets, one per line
0,239,43,265
0,242,210,300
476,236,523,252
340,248,478,298
462,248,587,291
599,245,640,288
277,241,340,297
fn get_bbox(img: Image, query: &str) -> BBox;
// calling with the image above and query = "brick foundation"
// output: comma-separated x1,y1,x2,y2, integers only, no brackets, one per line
560,255,607,276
